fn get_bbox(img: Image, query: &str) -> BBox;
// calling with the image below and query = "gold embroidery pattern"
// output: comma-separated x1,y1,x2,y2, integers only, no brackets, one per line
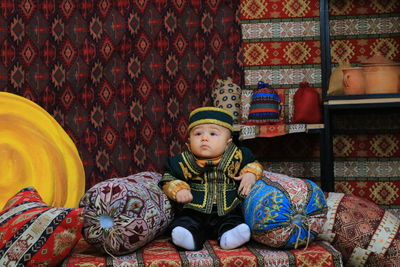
371,0,398,13
372,38,399,59
178,162,192,180
240,0,268,20
283,42,311,65
370,135,398,157
283,0,310,17
331,40,355,64
370,182,399,205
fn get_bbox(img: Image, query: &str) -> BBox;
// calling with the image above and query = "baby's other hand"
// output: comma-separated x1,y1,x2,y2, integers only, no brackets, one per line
176,189,193,203
233,173,256,197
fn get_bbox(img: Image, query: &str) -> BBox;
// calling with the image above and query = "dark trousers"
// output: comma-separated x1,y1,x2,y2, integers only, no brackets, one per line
169,205,244,250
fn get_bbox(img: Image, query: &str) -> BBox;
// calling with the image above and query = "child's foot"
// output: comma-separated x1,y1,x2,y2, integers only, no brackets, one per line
220,223,251,250
171,226,195,250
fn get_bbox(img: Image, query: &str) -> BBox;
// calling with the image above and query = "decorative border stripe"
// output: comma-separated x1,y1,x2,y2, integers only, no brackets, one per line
0,202,47,225
241,21,320,40
330,16,400,36
320,192,344,239
348,247,371,267
0,208,65,266
367,210,400,253
244,68,322,88
334,159,400,178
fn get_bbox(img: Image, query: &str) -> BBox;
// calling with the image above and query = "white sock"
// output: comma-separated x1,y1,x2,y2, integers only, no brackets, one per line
171,226,195,250
220,223,251,250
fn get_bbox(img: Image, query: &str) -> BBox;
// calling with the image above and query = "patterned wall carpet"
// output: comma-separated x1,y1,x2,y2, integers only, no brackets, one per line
239,0,400,207
329,0,400,207
239,0,324,185
0,0,243,189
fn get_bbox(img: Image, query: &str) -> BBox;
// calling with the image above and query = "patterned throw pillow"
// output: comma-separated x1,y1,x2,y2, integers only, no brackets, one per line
211,77,242,124
247,81,282,124
243,171,327,249
0,187,83,266
319,192,400,266
79,172,174,256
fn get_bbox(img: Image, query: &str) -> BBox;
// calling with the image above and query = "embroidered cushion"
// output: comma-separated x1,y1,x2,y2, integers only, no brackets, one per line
247,81,281,124
211,77,241,124
319,192,400,266
79,171,174,256
0,187,83,266
243,171,327,249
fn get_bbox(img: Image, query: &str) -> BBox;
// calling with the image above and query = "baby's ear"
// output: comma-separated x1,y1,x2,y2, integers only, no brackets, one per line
185,141,191,151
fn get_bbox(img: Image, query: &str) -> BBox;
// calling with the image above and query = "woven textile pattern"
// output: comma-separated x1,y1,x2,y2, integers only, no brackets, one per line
239,0,322,138
79,172,173,256
0,187,83,266
62,236,343,266
328,0,400,207
240,0,400,208
0,0,243,189
320,192,400,266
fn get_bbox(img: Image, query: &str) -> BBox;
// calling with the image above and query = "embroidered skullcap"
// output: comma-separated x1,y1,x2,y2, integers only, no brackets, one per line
188,107,233,131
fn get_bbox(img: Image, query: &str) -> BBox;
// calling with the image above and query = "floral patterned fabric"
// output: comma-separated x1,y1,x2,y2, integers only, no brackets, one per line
79,171,173,256
0,187,83,266
244,171,327,249
319,192,400,266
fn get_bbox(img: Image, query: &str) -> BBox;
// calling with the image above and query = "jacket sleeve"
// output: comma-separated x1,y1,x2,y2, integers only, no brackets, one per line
159,155,191,201
239,146,264,180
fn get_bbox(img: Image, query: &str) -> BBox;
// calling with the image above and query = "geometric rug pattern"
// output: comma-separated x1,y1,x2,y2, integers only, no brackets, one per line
239,0,323,138
240,0,400,207
329,0,400,207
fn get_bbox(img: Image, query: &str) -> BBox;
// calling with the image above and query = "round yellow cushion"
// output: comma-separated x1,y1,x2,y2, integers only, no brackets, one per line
0,92,85,208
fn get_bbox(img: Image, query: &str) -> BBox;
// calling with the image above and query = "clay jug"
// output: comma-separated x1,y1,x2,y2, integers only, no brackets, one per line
342,67,366,95
362,53,400,94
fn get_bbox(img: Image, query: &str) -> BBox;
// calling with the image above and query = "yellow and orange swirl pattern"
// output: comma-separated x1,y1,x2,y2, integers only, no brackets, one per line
0,92,85,209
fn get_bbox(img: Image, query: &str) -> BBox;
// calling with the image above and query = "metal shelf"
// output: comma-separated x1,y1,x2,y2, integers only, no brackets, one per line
322,94,400,192
324,94,400,109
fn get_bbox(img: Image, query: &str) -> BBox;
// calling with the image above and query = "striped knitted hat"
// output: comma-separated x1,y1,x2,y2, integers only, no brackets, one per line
188,107,233,131
247,81,281,124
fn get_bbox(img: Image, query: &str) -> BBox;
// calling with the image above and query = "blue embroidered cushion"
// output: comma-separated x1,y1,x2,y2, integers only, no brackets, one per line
243,171,327,249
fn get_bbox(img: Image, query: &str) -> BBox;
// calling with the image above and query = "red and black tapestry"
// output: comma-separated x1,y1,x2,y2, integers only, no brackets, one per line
0,0,243,189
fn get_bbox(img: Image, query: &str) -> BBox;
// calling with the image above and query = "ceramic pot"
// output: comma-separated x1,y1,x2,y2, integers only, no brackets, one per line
362,53,400,94
342,67,366,95
363,64,399,94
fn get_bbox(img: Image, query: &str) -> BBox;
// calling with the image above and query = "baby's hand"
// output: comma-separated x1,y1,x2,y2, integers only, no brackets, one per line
233,172,256,197
176,189,193,203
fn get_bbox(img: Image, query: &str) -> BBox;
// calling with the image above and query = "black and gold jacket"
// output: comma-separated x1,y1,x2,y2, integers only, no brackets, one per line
159,143,263,216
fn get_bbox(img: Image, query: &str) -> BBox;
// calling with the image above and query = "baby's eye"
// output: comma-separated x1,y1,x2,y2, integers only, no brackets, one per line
210,132,217,136
195,132,202,136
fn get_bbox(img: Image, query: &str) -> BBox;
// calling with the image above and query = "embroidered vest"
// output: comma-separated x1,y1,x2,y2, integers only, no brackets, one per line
164,143,248,216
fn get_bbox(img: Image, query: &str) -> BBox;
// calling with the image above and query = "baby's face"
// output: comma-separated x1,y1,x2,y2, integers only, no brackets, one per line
188,124,232,159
